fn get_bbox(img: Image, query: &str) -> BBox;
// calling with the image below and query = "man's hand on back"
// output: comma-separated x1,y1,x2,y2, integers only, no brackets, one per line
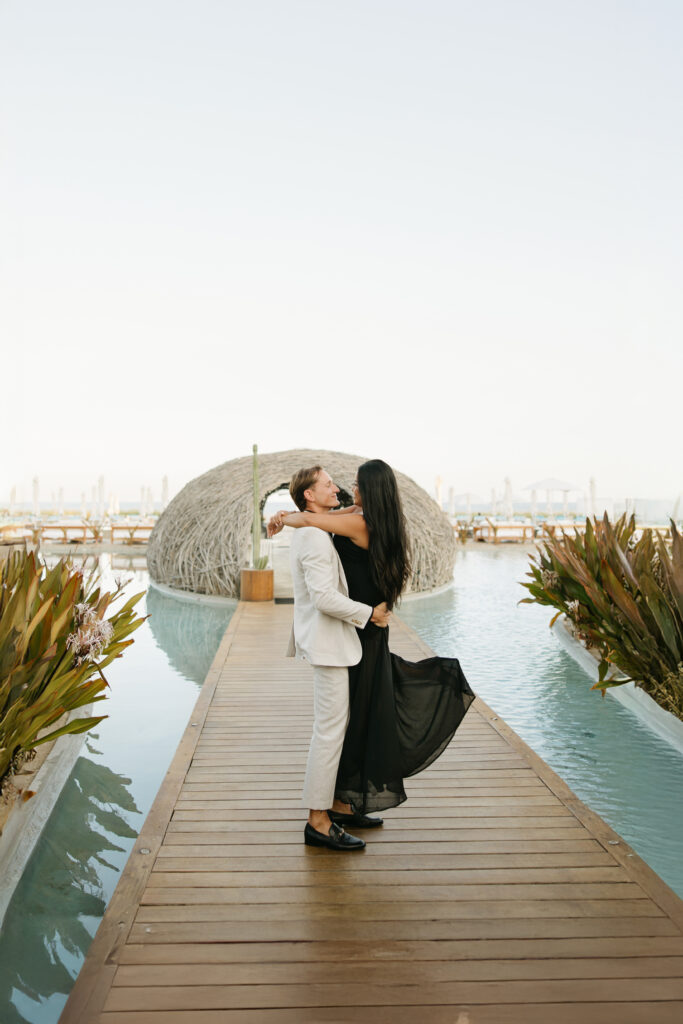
371,602,391,628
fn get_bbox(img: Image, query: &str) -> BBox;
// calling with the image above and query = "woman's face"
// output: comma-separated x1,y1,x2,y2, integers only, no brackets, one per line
352,474,362,508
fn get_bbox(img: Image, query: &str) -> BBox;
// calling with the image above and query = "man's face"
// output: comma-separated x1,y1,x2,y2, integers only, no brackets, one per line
305,469,340,510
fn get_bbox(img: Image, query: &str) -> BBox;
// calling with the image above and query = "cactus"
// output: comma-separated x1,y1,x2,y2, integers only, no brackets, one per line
251,444,269,570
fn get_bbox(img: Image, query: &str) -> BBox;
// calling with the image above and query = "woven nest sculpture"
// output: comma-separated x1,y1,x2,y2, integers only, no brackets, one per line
147,449,455,598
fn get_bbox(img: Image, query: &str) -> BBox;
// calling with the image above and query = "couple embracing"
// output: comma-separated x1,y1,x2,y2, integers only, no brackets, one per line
268,459,474,851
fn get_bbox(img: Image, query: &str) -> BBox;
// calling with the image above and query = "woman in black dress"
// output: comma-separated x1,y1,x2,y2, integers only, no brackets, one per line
272,460,474,815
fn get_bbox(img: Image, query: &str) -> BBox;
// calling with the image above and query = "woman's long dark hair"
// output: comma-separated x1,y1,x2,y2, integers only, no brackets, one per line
357,459,411,610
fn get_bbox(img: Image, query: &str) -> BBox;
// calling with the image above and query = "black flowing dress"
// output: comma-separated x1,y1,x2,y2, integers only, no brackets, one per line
333,533,475,813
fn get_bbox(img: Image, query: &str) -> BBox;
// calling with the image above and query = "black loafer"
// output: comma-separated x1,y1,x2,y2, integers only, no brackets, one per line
304,821,365,850
328,803,384,829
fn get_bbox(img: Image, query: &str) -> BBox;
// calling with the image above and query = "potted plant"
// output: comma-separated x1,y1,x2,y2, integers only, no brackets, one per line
240,444,274,601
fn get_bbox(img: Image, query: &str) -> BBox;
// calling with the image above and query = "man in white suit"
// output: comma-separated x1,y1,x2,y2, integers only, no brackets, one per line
285,464,389,851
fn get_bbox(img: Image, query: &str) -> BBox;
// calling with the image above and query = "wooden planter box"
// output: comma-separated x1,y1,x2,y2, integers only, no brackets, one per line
240,568,274,602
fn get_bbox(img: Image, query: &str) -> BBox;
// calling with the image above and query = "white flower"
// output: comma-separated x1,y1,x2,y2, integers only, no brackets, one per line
98,620,114,645
567,600,580,618
67,618,115,666
74,602,97,627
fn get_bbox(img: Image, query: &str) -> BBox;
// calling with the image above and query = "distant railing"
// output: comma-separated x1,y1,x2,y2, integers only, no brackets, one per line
473,519,536,544
110,523,154,544
0,522,155,545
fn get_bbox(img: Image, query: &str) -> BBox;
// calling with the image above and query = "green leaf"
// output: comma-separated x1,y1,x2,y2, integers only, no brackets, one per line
30,715,108,746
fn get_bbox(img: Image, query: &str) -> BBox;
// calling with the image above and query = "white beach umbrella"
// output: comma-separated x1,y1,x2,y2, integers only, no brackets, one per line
525,478,579,519
32,477,40,518
503,477,514,520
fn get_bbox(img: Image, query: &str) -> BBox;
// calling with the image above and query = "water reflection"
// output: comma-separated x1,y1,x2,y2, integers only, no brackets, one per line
146,585,236,685
0,753,140,1024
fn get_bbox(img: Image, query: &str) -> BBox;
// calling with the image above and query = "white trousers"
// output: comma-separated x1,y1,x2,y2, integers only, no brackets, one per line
301,665,350,810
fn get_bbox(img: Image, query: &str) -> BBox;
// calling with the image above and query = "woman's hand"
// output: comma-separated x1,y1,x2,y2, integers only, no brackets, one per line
267,510,291,537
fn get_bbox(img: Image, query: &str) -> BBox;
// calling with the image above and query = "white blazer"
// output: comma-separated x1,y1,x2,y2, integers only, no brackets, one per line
286,527,373,667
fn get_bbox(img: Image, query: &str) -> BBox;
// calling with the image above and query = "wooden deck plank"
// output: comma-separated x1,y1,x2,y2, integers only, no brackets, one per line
138,882,647,905
178,778,548,788
172,790,565,806
112,956,683,985
96,1006,683,1024
133,899,663,922
58,602,683,1023
170,805,573,819
146,867,631,885
155,838,610,856
160,827,599,844
127,916,682,942
102,977,683,1011
152,853,620,871
117,935,683,964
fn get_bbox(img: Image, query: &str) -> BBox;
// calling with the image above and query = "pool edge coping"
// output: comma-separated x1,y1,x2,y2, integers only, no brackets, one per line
0,706,92,928
552,615,683,756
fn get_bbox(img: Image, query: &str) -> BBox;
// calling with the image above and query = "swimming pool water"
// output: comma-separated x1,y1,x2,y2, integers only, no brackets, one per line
400,543,683,899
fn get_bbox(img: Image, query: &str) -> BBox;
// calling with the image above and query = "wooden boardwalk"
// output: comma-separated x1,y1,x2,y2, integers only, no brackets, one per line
61,601,683,1023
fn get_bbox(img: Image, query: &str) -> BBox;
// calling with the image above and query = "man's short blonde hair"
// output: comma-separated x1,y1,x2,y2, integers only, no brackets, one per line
289,465,323,511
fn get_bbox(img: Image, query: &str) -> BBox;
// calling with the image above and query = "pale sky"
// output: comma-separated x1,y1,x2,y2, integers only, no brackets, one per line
1,0,681,507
